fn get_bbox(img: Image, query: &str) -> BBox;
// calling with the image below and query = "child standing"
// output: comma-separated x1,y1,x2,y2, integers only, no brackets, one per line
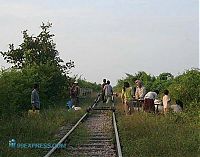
163,90,171,114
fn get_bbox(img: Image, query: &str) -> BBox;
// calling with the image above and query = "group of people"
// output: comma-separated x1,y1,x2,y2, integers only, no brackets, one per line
101,79,114,104
31,81,81,111
31,79,183,115
120,80,183,115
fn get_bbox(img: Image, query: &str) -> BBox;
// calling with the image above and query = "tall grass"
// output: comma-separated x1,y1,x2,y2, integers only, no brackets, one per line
0,97,95,157
116,101,199,157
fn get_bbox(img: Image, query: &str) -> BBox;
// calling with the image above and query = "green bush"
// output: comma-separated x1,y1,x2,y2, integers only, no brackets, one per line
0,69,27,117
168,69,200,107
0,63,70,117
114,71,156,92
115,69,199,110
0,23,74,117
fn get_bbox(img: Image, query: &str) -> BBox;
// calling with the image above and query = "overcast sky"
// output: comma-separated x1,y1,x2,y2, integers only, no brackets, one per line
0,0,199,85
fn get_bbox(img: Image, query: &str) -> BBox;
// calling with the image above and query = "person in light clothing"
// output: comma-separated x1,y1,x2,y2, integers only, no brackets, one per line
121,82,134,115
154,99,163,113
104,80,113,104
163,90,171,114
144,90,159,112
171,100,183,113
135,80,146,100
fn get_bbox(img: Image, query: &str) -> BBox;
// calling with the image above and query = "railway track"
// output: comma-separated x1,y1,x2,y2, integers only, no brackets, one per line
44,95,122,157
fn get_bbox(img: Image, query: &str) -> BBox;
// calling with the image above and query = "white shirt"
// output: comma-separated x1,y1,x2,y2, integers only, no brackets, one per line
144,92,157,100
171,105,182,112
104,84,113,96
163,95,170,109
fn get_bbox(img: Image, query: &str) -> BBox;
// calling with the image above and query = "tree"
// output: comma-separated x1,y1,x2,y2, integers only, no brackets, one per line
0,23,75,116
168,69,200,106
158,72,173,80
0,22,74,74
114,71,155,92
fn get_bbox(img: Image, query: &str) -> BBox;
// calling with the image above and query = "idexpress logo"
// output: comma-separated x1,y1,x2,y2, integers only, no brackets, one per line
9,139,17,149
8,139,66,149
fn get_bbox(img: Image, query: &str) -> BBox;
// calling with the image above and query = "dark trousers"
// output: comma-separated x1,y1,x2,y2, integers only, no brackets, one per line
144,98,155,113
102,92,106,102
71,96,79,106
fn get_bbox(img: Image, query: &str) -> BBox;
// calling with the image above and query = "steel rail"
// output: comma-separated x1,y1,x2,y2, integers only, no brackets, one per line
44,94,101,157
112,99,123,157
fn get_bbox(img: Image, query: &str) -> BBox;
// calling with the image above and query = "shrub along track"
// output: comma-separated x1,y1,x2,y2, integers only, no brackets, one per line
44,95,122,157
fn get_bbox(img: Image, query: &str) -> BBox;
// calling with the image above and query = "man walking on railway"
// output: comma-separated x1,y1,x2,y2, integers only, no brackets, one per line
101,79,107,103
104,80,113,104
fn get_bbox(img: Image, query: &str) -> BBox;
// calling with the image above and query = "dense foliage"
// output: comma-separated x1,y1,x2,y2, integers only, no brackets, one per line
1,23,74,73
0,23,103,117
114,69,200,108
168,69,200,106
114,71,173,92
115,70,199,156
0,23,74,117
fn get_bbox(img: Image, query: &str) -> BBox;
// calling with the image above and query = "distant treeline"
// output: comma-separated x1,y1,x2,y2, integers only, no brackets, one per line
114,69,200,108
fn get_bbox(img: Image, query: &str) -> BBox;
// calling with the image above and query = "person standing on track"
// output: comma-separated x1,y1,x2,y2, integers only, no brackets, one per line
101,79,107,103
104,80,113,104
121,82,134,115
